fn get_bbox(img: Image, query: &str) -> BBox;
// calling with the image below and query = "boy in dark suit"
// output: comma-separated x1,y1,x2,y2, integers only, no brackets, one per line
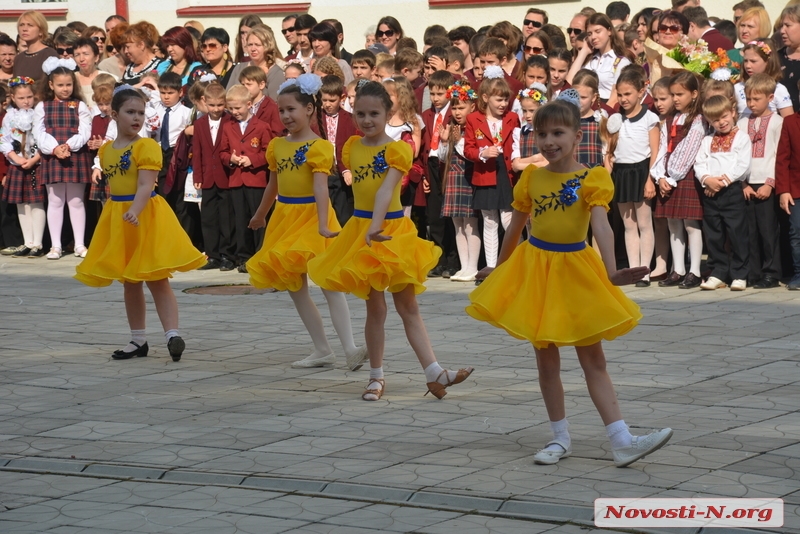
220,84,272,272
193,82,235,271
320,75,359,225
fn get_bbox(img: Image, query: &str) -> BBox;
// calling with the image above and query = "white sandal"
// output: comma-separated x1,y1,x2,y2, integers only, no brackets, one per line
46,247,63,260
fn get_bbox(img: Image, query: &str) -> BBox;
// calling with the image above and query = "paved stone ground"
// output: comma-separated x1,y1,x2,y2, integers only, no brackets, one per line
1,255,799,533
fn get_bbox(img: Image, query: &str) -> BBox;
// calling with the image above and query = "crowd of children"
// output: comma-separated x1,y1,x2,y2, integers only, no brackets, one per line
8,0,800,467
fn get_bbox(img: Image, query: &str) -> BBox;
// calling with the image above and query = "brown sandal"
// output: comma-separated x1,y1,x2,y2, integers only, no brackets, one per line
425,367,474,399
362,378,385,401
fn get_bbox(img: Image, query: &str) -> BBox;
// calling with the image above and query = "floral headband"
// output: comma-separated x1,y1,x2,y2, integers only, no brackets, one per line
747,40,771,56
8,76,35,88
483,65,505,80
278,73,323,95
519,83,548,104
190,69,217,83
445,80,477,101
285,58,309,73
42,57,77,75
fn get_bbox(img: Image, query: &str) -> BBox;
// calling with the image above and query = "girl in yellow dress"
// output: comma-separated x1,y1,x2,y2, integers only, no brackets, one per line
247,74,367,371
308,81,474,401
75,86,206,362
467,92,673,467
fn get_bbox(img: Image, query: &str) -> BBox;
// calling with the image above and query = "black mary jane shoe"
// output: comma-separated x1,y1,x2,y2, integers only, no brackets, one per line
112,341,149,360
635,279,651,287
167,336,185,362
198,258,221,270
753,276,780,289
658,271,684,287
678,272,702,289
12,246,31,258
28,247,46,258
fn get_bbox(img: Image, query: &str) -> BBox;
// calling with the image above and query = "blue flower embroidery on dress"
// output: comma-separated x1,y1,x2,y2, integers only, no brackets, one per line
104,148,133,180
353,148,388,183
277,142,314,173
533,171,588,216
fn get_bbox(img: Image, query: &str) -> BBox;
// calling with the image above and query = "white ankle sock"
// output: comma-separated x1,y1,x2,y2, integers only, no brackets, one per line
543,418,570,452
364,367,384,400
123,329,147,353
165,329,179,343
606,420,633,449
369,367,384,381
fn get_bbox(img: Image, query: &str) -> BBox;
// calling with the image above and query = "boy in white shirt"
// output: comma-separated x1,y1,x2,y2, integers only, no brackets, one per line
695,95,752,291
739,74,783,288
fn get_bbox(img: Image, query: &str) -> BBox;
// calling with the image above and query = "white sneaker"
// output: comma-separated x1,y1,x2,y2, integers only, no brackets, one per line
345,346,369,371
700,276,726,290
533,441,572,465
612,428,673,467
291,353,335,368
730,279,746,291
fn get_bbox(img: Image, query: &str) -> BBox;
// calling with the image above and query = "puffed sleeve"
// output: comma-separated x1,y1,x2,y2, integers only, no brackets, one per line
266,138,279,172
582,167,614,211
132,138,163,171
385,140,413,174
511,165,534,213
97,141,109,171
308,139,335,174
341,135,360,170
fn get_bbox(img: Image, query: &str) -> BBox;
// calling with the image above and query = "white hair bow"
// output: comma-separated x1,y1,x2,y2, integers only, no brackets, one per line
42,56,77,76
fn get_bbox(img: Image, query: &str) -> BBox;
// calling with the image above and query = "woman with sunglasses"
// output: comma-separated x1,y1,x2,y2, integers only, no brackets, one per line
522,31,552,62
643,11,688,84
81,27,108,61
12,11,57,83
200,28,234,87
53,30,78,60
375,16,404,55
97,23,128,80
157,27,203,87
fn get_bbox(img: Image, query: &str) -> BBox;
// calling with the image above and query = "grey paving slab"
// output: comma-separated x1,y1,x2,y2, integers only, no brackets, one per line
2,255,800,531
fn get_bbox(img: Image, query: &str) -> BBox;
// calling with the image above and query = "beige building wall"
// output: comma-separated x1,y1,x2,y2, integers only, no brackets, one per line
0,0,789,53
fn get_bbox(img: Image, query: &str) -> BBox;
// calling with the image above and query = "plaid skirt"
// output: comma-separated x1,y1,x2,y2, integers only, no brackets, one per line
442,172,475,218
654,173,704,220
40,148,93,185
89,176,110,202
1,165,45,204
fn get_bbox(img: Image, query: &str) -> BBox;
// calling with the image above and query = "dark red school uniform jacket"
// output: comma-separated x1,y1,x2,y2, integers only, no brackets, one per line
463,109,519,187
219,117,271,188
91,114,110,141
325,109,360,175
421,105,453,171
192,113,232,189
776,113,800,199
253,96,285,138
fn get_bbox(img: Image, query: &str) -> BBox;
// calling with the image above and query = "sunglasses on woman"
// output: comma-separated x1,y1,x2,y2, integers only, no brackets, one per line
376,29,395,38
91,36,105,44
524,45,545,54
281,26,295,35
523,19,543,28
658,24,681,34
201,42,219,50
56,47,74,55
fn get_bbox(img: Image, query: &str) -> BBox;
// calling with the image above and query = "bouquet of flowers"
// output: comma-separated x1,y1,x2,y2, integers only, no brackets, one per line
666,36,741,81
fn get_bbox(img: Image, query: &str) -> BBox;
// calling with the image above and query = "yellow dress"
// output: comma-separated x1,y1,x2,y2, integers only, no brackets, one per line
75,138,206,287
246,137,341,291
308,136,441,299
466,166,642,349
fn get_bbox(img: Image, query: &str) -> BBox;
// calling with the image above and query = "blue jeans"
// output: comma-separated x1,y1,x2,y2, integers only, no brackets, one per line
788,200,800,277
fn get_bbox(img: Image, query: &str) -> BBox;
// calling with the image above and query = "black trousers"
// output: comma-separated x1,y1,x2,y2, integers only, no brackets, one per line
703,181,750,281
0,183,23,248
746,189,782,280
157,148,203,251
231,185,265,261
201,185,236,261
328,173,354,227
426,157,458,269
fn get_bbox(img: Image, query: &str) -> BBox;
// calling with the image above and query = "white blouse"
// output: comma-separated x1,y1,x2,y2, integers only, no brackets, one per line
693,128,751,186
587,50,631,100
32,100,91,155
613,107,660,164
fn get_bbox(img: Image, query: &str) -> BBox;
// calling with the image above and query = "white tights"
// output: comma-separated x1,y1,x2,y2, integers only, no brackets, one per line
452,216,480,274
47,183,86,250
618,201,654,279
667,218,703,276
289,276,358,358
17,202,46,248
481,209,512,268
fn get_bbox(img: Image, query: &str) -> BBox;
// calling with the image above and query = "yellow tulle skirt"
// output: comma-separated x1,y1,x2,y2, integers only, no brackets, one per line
74,196,207,287
308,215,441,300
247,202,341,292
466,241,642,349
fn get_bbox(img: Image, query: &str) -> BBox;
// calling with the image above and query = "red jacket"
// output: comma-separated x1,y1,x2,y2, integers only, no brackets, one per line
192,113,231,189
776,113,800,199
463,109,519,187
253,96,285,139
701,28,734,55
220,117,271,188
325,109,359,175
421,105,453,171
